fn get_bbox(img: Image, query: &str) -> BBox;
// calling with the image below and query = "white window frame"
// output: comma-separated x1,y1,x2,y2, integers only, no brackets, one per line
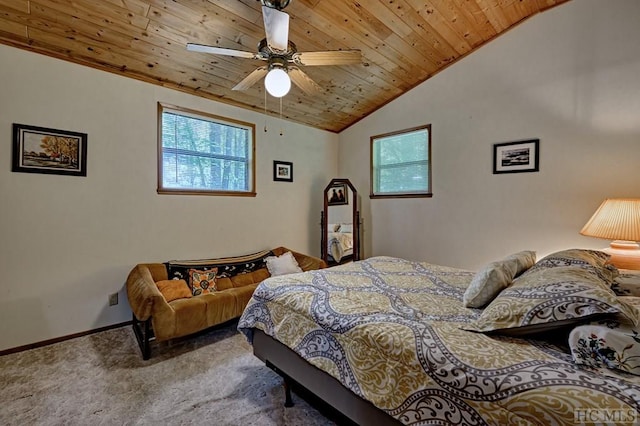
370,124,432,199
158,103,256,196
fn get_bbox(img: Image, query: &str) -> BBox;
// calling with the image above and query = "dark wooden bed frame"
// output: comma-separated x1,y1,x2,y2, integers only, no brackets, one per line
252,329,401,426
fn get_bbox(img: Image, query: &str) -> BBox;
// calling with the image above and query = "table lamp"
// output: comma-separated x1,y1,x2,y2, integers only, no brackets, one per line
580,198,640,270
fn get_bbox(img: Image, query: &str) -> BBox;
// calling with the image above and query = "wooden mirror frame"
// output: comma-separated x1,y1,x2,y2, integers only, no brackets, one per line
321,178,360,265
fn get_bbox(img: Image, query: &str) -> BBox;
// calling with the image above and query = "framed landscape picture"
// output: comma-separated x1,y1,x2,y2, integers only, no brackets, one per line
273,160,293,182
493,139,539,174
12,123,87,177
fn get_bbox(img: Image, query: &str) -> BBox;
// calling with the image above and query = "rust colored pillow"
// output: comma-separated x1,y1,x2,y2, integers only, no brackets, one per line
156,279,192,302
189,268,218,296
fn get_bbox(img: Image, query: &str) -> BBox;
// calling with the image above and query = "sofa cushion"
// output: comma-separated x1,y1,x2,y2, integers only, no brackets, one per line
156,279,191,302
203,291,240,326
230,284,260,313
230,268,270,288
215,276,233,291
189,268,218,296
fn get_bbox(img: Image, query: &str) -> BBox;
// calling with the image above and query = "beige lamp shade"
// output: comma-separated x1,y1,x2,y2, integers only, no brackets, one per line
580,198,640,270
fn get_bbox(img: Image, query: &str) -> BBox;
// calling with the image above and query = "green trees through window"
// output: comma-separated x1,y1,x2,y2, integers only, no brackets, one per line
158,104,255,196
370,124,432,198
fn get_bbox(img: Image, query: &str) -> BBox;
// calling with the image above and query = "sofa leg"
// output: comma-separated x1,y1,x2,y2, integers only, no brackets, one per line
132,313,152,360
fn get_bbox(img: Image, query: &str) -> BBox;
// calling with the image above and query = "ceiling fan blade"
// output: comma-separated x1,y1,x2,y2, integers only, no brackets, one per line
292,50,362,66
262,5,289,53
232,66,269,91
288,66,322,96
187,43,262,60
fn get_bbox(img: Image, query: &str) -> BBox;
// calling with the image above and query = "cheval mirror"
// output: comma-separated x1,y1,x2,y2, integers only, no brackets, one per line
320,178,360,266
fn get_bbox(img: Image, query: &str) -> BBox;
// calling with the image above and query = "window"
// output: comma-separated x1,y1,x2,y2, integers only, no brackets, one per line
370,124,432,198
158,103,255,196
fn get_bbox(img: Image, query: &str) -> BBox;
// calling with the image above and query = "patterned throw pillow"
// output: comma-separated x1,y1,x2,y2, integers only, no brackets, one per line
156,279,192,302
463,250,536,308
569,297,640,376
189,268,218,296
463,250,638,336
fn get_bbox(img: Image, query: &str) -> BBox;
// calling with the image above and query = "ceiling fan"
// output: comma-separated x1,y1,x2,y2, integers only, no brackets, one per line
186,0,361,98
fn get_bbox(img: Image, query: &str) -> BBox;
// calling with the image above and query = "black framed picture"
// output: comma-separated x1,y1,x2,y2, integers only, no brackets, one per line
273,160,293,182
327,183,348,206
12,123,87,177
493,139,539,174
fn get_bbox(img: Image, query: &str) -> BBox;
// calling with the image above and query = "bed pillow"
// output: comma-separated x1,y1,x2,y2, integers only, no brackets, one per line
463,250,536,308
569,297,640,375
189,268,218,296
156,279,192,302
463,262,639,336
265,251,303,276
612,272,640,297
339,223,353,233
527,248,618,283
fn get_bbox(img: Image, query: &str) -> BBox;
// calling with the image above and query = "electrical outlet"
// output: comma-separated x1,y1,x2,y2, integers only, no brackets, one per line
108,293,118,306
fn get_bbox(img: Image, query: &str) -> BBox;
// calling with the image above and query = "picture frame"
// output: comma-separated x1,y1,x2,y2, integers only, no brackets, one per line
327,183,348,206
273,160,293,182
12,123,87,177
493,139,539,174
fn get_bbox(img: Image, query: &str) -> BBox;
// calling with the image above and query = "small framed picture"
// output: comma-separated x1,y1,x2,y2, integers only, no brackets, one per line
12,123,87,177
493,139,539,174
273,160,293,182
327,183,348,206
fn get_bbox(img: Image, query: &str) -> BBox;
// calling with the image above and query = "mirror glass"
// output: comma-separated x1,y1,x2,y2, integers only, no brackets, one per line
322,179,359,265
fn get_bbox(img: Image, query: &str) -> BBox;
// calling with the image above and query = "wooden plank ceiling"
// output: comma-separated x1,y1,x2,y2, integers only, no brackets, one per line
0,0,570,132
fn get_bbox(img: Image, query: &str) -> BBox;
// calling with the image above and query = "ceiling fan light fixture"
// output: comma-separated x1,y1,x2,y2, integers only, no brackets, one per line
265,67,291,97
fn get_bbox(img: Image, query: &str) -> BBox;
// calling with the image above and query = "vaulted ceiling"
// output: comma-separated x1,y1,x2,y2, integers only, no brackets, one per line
0,0,570,132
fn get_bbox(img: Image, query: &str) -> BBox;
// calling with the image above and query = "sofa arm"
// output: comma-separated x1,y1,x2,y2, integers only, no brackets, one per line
272,246,328,271
126,264,171,321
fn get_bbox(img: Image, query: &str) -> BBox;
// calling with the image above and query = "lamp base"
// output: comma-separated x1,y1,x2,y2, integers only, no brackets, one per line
603,241,640,270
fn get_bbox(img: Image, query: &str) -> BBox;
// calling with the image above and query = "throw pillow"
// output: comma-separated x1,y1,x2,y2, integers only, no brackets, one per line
569,297,640,376
463,250,536,308
156,279,192,302
463,263,639,336
265,251,303,276
189,268,218,296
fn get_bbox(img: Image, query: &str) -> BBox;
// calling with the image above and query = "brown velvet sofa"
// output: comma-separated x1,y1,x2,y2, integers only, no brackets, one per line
126,247,326,359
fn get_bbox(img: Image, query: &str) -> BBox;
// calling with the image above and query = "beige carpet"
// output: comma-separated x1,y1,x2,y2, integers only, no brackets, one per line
0,322,336,426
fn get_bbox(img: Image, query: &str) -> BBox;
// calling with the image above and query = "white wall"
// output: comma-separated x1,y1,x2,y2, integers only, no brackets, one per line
0,45,338,351
339,0,640,269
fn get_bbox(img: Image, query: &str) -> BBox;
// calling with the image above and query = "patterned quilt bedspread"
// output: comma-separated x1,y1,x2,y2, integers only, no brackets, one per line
238,256,640,425
327,231,353,262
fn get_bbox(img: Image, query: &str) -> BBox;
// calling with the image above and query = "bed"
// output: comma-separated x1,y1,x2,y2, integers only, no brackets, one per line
326,224,353,264
238,250,640,425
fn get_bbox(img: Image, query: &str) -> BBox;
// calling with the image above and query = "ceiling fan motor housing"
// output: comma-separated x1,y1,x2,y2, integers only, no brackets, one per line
260,0,291,10
258,38,296,57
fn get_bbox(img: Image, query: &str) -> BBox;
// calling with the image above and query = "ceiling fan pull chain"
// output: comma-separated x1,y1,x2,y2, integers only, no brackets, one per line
264,89,268,133
279,97,284,136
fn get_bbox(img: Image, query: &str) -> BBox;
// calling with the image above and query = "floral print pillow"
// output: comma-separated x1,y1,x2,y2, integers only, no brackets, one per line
569,296,640,376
